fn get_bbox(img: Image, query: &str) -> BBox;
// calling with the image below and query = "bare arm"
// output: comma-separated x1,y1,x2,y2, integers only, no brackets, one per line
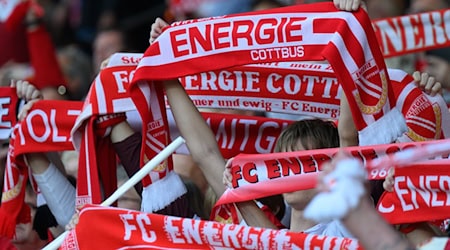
164,79,226,197
338,93,359,147
342,197,416,250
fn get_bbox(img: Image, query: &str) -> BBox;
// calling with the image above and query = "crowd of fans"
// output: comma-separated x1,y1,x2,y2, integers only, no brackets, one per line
1,0,450,249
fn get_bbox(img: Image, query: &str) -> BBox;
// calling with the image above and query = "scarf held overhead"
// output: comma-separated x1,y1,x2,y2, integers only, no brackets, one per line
377,161,450,225
0,87,19,140
0,100,80,239
215,139,450,207
72,53,185,212
133,2,405,146
179,62,450,144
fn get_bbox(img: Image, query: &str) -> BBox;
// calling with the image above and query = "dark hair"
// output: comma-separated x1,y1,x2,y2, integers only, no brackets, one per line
275,119,339,153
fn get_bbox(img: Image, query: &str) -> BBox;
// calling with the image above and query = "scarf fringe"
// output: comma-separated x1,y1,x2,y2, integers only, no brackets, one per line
141,171,187,212
358,107,407,146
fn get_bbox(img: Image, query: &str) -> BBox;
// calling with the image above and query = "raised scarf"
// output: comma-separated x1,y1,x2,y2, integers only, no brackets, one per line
133,2,405,146
72,53,186,212
0,87,19,140
60,204,361,250
179,62,450,144
215,139,450,206
0,100,80,239
377,161,450,224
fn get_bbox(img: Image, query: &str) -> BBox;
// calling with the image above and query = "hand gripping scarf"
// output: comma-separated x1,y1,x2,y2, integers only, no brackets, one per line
72,53,185,211
0,100,80,239
132,2,406,146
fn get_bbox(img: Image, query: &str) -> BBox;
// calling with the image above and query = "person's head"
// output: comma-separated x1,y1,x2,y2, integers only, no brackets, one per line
92,28,126,73
276,119,339,210
275,119,339,153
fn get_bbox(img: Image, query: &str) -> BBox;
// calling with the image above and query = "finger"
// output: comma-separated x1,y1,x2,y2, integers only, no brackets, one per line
352,0,360,11
431,81,443,96
345,0,353,11
30,89,42,100
15,80,24,98
17,100,38,121
10,79,16,88
412,71,421,84
424,76,436,95
25,84,35,101
420,72,429,90
333,0,341,10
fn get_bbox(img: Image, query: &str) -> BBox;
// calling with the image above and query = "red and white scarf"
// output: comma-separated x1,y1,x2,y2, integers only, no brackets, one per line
0,87,19,140
133,2,405,146
180,62,450,144
72,53,186,211
215,139,450,206
377,161,450,225
60,204,361,250
0,0,30,30
0,100,80,239
372,8,450,58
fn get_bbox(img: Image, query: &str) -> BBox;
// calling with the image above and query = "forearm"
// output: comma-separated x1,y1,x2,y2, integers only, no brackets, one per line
338,93,358,147
164,79,226,196
342,197,416,250
236,201,278,229
26,153,51,174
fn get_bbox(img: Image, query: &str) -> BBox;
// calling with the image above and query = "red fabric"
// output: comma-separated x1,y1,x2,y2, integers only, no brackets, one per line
0,126,30,239
2,0,30,31
71,54,151,206
0,100,80,239
0,23,28,66
27,25,66,90
260,205,286,229
133,2,403,146
0,87,19,140
372,8,450,58
377,162,450,224
60,204,361,250
215,139,450,206
0,235,16,250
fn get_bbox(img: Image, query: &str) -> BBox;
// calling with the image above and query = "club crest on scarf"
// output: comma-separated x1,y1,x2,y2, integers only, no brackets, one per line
353,61,388,115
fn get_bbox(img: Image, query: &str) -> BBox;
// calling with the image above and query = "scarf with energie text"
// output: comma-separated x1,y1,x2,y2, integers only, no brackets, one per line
179,63,450,144
215,139,450,206
133,2,405,146
60,204,361,250
377,161,450,225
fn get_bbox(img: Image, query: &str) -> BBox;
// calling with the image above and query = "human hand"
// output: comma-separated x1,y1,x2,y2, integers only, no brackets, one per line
304,151,366,222
222,157,234,188
412,71,442,97
333,0,362,11
382,167,395,192
12,80,43,102
149,17,169,44
65,211,79,231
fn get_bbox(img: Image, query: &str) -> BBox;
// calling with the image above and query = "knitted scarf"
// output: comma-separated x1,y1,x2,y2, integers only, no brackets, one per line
377,161,450,224
0,100,80,239
133,2,405,146
0,87,19,140
180,63,450,144
215,139,450,206
60,204,361,250
72,53,186,211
